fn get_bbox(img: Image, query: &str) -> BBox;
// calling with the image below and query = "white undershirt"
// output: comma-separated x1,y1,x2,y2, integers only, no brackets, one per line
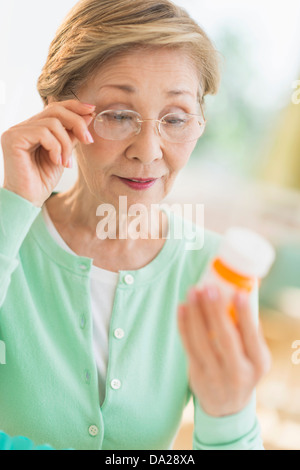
42,204,119,406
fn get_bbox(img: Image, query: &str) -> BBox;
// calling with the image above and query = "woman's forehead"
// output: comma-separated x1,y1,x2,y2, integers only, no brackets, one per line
87,49,200,96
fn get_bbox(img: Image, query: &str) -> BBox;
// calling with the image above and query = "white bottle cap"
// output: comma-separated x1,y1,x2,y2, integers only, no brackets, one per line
218,227,276,278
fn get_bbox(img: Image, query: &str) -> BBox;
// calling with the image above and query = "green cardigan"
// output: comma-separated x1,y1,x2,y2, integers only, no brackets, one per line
0,187,263,450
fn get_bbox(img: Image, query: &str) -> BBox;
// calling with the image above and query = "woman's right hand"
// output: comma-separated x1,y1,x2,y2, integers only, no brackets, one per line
1,99,96,208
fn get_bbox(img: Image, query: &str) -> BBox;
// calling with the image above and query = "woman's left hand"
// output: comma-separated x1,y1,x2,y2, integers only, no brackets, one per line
177,285,272,417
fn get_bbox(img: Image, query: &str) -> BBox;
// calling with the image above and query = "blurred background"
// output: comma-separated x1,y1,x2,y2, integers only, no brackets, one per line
1,0,300,450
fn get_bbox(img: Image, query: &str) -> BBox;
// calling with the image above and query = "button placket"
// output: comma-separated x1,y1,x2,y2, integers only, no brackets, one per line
102,284,127,407
72,266,101,444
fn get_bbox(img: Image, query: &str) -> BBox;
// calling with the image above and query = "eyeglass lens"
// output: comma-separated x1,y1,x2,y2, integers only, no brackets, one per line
94,110,205,143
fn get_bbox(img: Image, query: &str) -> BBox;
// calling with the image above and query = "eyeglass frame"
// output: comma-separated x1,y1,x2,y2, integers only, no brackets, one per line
70,90,207,143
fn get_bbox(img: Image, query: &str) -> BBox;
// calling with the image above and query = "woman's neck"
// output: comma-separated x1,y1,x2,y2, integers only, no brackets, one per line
44,186,169,271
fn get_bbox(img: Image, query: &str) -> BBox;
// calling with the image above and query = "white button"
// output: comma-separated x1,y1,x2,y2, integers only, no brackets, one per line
124,274,134,285
114,328,124,339
88,425,99,437
79,264,88,271
111,379,121,390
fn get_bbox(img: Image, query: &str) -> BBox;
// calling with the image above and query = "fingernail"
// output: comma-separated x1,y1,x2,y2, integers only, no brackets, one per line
58,156,63,166
83,103,96,109
66,157,73,169
85,131,94,144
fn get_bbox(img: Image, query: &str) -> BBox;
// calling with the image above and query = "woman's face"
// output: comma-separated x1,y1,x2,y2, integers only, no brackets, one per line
75,48,201,209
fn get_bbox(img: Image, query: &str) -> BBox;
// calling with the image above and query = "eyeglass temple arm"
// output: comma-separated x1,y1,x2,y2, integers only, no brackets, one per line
198,100,206,123
71,90,80,101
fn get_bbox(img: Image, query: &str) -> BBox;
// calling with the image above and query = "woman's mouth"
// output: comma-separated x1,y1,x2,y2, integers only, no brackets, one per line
117,176,158,190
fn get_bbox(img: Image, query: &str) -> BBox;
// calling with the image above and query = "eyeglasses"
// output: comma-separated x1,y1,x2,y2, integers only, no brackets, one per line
71,91,206,144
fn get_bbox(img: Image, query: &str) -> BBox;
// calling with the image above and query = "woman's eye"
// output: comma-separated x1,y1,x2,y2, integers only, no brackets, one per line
111,112,132,121
164,115,188,125
100,111,133,123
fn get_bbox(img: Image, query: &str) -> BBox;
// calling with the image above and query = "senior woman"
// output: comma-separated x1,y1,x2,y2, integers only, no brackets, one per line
0,0,270,451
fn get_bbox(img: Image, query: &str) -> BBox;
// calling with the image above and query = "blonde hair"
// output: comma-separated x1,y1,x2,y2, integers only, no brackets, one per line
37,0,221,106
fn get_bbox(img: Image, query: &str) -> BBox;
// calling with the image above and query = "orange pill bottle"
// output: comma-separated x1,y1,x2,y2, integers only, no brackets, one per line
197,227,276,323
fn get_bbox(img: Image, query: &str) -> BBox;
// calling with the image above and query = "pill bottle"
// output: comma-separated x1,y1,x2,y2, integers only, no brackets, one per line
197,227,276,323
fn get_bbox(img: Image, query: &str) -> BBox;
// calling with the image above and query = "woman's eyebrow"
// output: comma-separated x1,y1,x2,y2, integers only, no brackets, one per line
98,84,136,93
98,84,195,98
166,89,196,98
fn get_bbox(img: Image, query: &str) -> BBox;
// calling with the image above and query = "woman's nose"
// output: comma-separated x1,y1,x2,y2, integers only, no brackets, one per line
125,121,163,163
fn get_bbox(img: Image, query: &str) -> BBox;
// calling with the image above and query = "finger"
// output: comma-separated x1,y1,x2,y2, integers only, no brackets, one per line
192,287,224,363
178,304,209,391
178,303,206,372
180,289,220,372
46,99,96,116
33,119,76,166
19,125,64,166
25,100,96,129
233,292,272,378
187,288,222,372
198,285,245,370
33,116,94,167
42,107,95,146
